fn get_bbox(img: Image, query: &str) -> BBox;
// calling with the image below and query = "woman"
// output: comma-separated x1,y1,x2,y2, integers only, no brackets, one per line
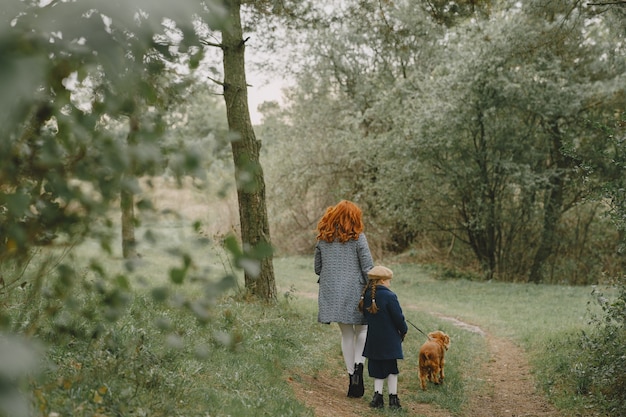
314,200,374,398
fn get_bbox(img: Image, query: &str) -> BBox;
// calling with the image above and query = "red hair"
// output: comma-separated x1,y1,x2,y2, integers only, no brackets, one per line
316,200,364,243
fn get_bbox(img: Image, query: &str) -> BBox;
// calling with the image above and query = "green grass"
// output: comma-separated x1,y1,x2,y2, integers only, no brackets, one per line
9,250,607,416
274,256,605,415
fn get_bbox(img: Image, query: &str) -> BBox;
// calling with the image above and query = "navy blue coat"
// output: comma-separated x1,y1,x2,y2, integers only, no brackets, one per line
362,285,408,360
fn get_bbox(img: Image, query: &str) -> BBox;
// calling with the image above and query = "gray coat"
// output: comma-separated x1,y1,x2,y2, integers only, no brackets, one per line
315,233,374,324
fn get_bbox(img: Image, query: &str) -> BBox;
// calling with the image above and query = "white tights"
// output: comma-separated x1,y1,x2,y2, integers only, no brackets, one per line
374,374,398,395
338,323,367,374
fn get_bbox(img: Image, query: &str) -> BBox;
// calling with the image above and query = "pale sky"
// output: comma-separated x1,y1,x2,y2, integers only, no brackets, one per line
247,74,285,125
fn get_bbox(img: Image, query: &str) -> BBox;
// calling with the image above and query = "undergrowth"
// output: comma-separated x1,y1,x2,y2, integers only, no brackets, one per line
3,255,614,417
532,277,626,417
30,292,318,417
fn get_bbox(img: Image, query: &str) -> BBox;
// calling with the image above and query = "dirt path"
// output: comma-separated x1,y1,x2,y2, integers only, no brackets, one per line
463,333,562,417
288,315,564,417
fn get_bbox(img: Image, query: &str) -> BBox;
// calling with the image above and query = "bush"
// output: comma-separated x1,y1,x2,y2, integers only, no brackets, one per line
574,277,626,415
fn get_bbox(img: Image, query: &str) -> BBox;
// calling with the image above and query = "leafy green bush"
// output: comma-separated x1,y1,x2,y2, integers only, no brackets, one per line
573,278,626,415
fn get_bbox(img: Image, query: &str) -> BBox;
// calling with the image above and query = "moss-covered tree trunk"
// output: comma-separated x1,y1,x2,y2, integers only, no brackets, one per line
221,0,276,301
121,115,138,259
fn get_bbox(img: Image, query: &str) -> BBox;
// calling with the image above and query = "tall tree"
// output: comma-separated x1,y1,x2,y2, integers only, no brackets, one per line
217,0,276,301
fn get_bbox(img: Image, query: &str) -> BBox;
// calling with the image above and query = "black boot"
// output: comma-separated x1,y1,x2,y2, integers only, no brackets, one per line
347,373,356,397
389,394,402,410
369,392,384,409
353,363,365,397
347,363,365,398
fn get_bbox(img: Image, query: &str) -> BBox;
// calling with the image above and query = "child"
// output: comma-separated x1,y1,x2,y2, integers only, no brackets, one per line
359,265,408,410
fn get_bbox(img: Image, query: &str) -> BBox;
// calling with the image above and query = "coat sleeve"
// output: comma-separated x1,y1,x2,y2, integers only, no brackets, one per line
388,293,408,336
314,242,322,276
357,234,374,284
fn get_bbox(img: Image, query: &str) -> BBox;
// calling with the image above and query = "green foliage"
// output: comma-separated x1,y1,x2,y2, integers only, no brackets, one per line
399,0,625,281
261,0,626,284
29,292,315,417
531,333,591,413
261,0,445,256
162,88,231,182
0,2,251,416
0,0,226,260
582,110,626,248
575,279,626,415
422,0,494,26
1,254,609,417
533,279,626,416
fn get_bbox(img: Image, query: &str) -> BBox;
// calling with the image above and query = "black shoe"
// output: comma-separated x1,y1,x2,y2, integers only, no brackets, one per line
389,394,402,410
369,392,384,409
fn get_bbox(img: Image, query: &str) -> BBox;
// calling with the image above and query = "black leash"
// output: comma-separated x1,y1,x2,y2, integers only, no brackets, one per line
406,319,431,340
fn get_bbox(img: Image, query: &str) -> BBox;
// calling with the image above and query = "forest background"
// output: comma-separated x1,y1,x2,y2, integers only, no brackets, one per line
1,0,626,416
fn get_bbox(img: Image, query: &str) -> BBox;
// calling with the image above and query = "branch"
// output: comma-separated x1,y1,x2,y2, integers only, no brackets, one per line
207,75,225,87
200,39,224,49
206,75,252,90
586,1,626,5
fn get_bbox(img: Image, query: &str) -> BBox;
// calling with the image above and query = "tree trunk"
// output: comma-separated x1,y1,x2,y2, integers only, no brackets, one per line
221,0,276,301
528,120,565,283
121,115,138,259
464,108,498,280
121,185,136,259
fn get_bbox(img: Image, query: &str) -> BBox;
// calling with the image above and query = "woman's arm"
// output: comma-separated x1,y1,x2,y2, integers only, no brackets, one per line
357,234,374,284
314,242,322,276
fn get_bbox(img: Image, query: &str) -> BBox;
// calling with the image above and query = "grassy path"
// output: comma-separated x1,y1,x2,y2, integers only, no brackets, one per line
272,257,588,416
288,368,452,417
287,314,564,417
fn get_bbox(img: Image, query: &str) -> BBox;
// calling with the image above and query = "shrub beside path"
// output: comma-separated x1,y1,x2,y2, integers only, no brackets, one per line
288,314,565,417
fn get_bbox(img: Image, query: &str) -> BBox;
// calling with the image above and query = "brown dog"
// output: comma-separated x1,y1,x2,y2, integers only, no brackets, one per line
418,330,451,390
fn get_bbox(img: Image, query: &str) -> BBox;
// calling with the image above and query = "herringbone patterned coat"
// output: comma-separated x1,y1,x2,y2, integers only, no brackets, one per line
315,233,374,324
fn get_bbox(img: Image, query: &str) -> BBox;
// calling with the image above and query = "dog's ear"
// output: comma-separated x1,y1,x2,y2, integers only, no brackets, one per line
444,335,450,350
